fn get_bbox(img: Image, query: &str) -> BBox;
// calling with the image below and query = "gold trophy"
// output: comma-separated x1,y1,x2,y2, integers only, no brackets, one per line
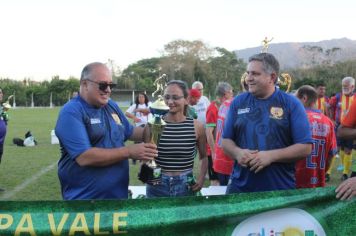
239,38,292,93
138,76,169,185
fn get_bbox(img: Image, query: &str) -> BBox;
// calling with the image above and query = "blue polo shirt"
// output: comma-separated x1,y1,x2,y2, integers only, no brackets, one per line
223,89,312,192
55,96,134,200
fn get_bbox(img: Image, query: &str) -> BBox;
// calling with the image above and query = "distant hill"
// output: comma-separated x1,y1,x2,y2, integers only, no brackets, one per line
234,38,356,69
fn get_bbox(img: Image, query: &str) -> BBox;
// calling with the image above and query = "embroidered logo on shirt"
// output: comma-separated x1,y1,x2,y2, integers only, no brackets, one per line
270,107,284,119
238,108,250,114
111,113,121,125
90,118,101,124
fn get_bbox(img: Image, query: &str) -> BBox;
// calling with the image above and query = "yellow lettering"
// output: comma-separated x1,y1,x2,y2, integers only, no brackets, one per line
0,214,13,230
94,213,109,235
69,213,91,236
113,212,127,234
14,214,36,236
48,213,69,236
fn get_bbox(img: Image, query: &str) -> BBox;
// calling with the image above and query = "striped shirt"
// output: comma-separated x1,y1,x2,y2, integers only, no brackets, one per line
156,117,197,172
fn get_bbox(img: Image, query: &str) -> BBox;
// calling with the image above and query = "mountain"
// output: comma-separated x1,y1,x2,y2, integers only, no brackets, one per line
234,38,356,69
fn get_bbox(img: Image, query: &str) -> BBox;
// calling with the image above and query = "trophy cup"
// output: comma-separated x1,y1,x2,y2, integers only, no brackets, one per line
138,76,169,185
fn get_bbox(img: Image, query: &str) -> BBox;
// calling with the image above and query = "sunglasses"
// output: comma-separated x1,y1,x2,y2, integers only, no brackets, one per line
163,95,184,101
87,79,116,91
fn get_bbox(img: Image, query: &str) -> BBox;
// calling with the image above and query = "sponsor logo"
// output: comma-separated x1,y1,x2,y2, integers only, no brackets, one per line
231,208,326,236
90,118,101,124
111,113,121,125
270,107,284,119
238,108,250,115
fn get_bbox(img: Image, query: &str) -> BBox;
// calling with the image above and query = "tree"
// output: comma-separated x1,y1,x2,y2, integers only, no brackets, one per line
48,77,70,106
207,47,246,96
158,40,213,86
119,58,160,91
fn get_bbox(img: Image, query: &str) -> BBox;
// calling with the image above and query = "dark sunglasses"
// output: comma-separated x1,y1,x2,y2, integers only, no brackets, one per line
87,79,116,91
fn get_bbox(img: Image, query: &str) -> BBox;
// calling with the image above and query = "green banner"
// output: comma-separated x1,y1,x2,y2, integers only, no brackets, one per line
0,187,355,235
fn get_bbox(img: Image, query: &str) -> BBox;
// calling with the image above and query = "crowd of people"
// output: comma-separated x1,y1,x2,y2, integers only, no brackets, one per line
53,53,356,201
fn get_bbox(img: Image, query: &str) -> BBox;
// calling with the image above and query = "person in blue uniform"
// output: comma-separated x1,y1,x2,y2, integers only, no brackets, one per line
222,53,312,193
55,62,157,200
0,88,8,192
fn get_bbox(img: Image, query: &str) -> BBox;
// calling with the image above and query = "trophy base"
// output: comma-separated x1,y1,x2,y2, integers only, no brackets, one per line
138,163,161,185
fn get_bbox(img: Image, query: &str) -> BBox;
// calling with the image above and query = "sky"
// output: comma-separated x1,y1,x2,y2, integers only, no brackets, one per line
0,0,355,81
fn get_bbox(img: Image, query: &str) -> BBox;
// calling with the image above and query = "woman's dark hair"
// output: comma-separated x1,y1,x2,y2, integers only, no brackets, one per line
135,92,149,108
166,80,189,98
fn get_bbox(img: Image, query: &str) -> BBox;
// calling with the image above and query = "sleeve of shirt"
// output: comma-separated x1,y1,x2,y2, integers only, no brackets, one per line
341,99,356,127
329,96,336,109
55,106,92,160
222,98,237,140
126,104,135,114
206,104,217,128
289,96,312,144
327,120,338,158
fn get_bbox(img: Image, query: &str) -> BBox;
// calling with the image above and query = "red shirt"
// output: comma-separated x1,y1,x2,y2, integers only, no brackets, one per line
295,109,337,188
342,98,356,127
205,101,219,156
329,93,354,123
213,99,234,175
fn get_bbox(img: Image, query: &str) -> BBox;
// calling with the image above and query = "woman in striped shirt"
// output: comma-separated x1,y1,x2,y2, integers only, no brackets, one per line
146,80,208,198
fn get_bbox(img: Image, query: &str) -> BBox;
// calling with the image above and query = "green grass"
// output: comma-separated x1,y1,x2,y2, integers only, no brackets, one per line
0,107,341,201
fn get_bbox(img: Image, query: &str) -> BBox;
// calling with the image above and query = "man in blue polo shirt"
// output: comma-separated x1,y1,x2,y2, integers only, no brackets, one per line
55,62,157,200
222,53,312,193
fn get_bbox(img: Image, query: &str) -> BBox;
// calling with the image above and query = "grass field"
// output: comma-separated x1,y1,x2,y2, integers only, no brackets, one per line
0,107,343,201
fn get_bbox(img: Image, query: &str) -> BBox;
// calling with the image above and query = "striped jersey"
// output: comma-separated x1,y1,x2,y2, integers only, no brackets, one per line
295,109,337,188
156,117,196,172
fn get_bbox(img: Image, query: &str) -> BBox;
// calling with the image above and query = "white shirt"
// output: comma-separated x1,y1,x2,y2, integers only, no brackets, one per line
193,95,210,125
126,102,153,127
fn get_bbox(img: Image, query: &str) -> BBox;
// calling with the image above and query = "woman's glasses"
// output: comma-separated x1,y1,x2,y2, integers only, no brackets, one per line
163,95,184,101
87,79,116,92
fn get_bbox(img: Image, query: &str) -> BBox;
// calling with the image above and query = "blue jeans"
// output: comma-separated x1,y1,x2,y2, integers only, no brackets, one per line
146,171,193,198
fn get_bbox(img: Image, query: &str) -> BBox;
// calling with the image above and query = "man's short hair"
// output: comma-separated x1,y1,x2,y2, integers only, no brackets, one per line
342,76,355,86
296,85,318,107
80,62,106,81
215,82,233,98
192,81,203,89
248,53,280,76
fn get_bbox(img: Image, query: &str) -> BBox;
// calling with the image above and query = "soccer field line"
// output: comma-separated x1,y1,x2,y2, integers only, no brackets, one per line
0,162,57,200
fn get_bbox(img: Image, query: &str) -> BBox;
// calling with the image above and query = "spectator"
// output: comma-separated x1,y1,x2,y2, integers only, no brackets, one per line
186,88,201,119
125,92,152,128
205,82,233,186
125,92,153,164
212,82,234,186
295,85,337,188
337,90,356,178
192,81,210,126
315,82,330,116
0,88,9,192
328,76,355,181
